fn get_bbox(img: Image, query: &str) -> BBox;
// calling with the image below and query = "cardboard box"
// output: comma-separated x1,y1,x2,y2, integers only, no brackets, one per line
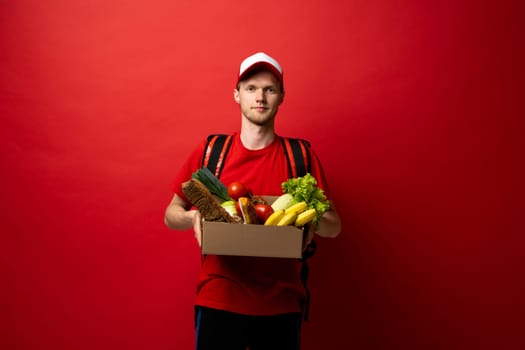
201,221,304,258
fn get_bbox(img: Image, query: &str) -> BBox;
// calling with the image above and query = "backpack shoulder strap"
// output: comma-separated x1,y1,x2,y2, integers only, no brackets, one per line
280,136,312,178
203,135,312,179
201,134,233,178
280,136,316,321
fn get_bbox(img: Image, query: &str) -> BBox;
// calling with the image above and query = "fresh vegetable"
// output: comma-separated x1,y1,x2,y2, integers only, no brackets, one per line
228,181,249,200
264,209,285,226
235,201,241,216
295,208,317,227
192,167,230,201
281,173,331,223
254,203,273,223
221,200,238,217
251,195,269,206
270,193,294,212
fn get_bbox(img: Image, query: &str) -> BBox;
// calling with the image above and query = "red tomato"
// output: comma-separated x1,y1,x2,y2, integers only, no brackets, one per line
235,201,241,216
254,204,274,224
251,195,269,205
228,181,248,200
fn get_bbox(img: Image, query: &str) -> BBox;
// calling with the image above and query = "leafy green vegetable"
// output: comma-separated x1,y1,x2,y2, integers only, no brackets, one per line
281,173,331,223
192,167,231,201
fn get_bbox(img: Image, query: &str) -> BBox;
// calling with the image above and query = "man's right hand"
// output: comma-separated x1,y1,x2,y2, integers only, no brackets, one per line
192,210,203,247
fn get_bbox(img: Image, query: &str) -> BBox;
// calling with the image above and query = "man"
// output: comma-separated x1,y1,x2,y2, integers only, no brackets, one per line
164,52,341,350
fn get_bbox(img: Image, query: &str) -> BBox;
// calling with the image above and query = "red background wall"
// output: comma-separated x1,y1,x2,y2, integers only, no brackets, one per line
1,0,523,349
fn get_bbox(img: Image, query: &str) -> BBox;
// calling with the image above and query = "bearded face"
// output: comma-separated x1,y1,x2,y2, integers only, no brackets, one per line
234,71,284,127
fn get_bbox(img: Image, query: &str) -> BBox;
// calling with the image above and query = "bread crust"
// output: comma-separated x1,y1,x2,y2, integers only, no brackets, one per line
182,179,238,223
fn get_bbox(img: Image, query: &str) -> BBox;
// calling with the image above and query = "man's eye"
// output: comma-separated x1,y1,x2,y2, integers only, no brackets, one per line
246,86,255,92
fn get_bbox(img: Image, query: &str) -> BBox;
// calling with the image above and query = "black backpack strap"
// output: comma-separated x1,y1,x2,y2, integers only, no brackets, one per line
201,134,233,178
280,136,317,321
280,137,311,178
301,238,317,321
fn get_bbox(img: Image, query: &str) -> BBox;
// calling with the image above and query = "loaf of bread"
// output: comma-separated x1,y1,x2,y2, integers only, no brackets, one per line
182,178,238,223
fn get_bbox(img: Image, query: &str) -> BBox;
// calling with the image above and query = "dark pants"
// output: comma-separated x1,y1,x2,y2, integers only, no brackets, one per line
194,306,302,350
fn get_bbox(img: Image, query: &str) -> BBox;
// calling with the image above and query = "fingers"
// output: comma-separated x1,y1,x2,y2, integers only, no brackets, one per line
303,224,315,251
192,211,203,247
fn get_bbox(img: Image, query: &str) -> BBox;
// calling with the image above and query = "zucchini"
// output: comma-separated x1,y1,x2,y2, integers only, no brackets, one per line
192,167,231,201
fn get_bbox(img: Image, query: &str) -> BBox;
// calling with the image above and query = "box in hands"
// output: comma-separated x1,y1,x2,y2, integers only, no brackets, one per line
201,196,306,259
201,221,305,258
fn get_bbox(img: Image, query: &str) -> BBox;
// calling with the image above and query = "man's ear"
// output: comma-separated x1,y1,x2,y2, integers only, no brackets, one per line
233,88,240,104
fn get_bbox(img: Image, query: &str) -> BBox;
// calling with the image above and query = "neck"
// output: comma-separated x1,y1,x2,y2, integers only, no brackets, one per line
240,118,276,150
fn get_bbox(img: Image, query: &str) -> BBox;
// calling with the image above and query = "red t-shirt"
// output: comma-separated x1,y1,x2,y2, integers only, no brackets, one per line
171,132,331,315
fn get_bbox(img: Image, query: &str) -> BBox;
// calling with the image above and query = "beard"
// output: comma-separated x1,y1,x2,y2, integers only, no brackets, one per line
242,107,278,127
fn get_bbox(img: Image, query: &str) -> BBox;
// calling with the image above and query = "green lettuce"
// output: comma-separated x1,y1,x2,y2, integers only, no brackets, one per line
281,173,331,223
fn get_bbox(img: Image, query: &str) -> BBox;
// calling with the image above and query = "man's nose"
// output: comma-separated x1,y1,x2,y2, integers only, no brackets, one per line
255,88,265,101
